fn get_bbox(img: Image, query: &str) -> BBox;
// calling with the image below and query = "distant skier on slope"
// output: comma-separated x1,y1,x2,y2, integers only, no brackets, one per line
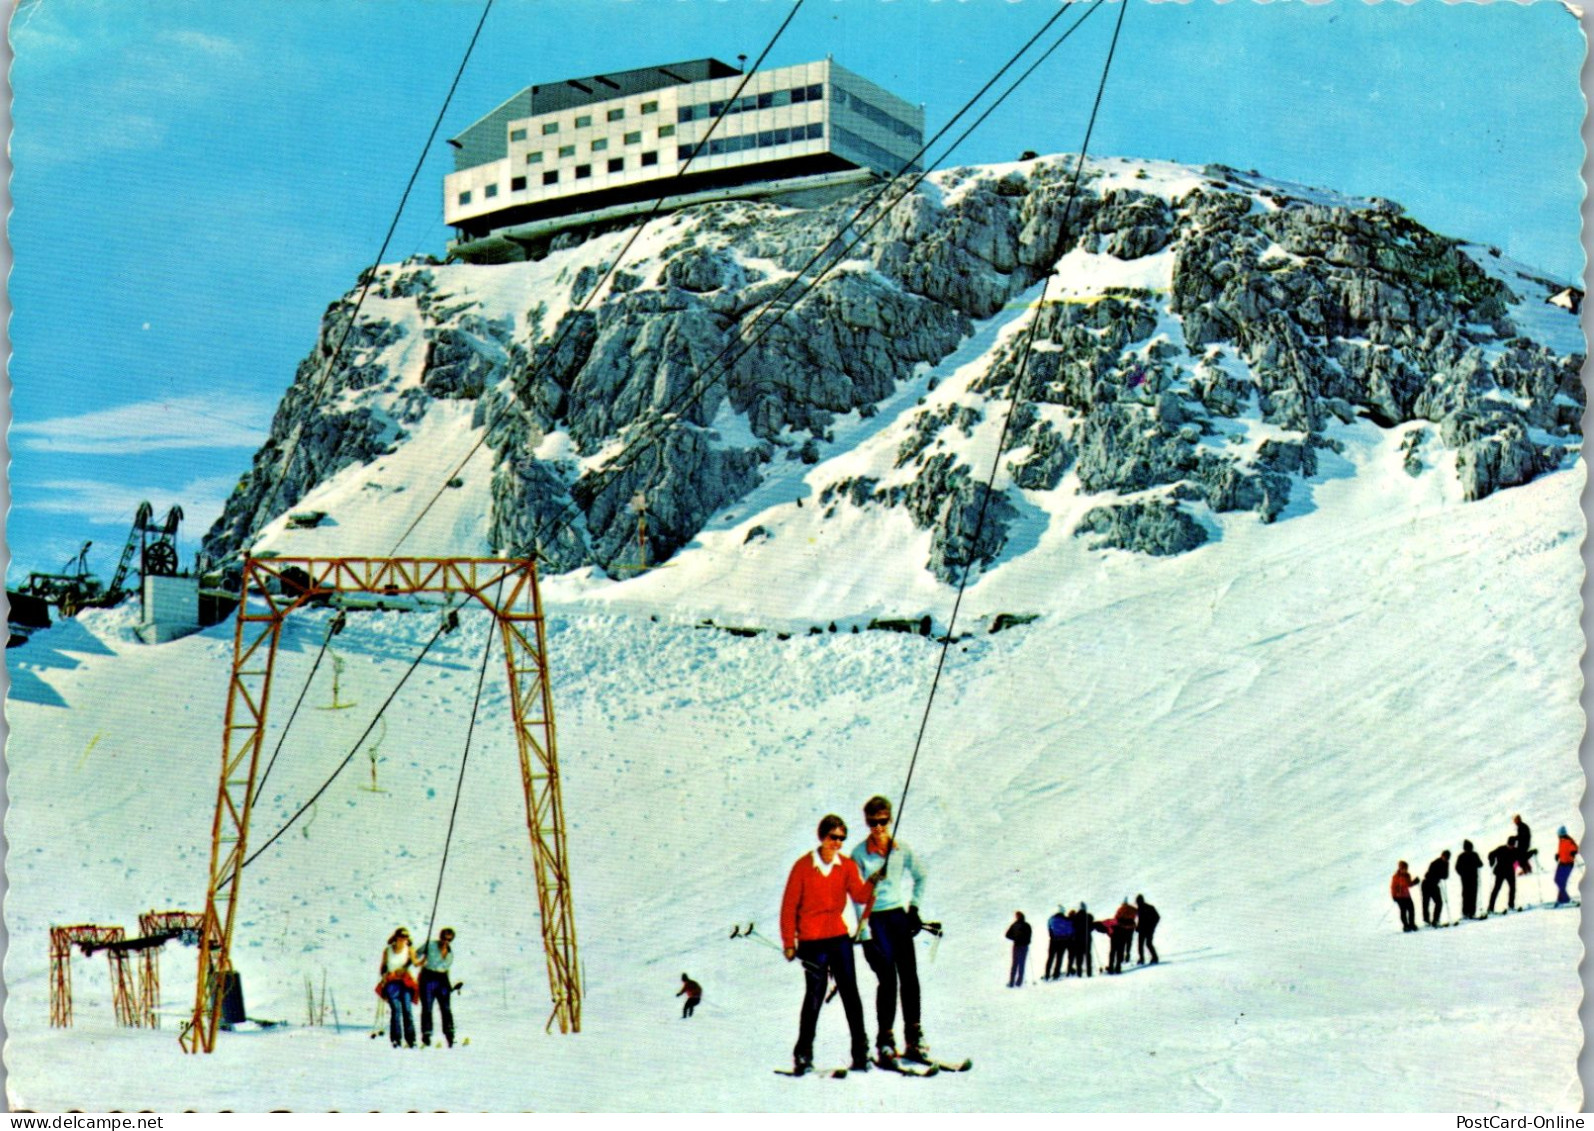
1553,827,1579,905
415,927,458,1047
1005,912,1032,987
1487,837,1519,914
1514,815,1534,874
1067,903,1094,977
678,973,702,1018
1044,905,1072,981
1135,895,1160,965
1108,898,1138,973
781,813,877,1075
1421,850,1451,927
1455,840,1484,920
850,795,929,1064
1390,862,1420,932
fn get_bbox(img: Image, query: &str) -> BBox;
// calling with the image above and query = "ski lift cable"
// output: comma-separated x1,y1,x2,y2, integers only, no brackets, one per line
475,0,1107,569
387,0,1089,561
266,0,497,521
251,616,343,807
386,0,810,557
885,0,1130,868
421,598,500,947
233,615,454,877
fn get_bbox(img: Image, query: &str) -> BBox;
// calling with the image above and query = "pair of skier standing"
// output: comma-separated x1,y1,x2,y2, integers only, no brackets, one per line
377,926,459,1048
778,795,929,1076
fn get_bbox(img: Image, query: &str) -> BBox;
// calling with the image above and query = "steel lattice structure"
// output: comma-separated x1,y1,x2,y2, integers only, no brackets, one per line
50,925,132,1028
182,557,580,1053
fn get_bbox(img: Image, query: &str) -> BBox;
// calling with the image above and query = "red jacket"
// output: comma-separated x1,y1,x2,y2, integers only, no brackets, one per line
1557,835,1579,865
1390,869,1417,900
1115,903,1138,929
781,850,873,949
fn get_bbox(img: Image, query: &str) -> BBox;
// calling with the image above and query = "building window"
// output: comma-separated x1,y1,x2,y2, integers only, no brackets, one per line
591,138,608,152
641,100,658,114
575,164,591,178
543,170,559,185
792,83,824,103
542,121,559,135
608,157,624,173
484,183,498,198
607,107,625,122
511,176,527,191
641,150,658,166
559,144,576,158
526,151,543,164
575,114,592,128
510,127,527,142
659,124,676,138
678,145,693,162
624,130,642,145
458,190,472,205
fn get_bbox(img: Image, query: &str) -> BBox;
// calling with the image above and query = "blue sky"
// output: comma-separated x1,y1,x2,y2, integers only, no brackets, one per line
7,0,1587,583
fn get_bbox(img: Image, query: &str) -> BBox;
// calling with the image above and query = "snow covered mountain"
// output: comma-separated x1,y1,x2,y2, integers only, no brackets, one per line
5,154,1585,1111
202,155,1584,610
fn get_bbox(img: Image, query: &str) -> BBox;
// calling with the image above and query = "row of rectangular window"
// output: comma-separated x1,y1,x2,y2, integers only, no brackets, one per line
834,89,920,142
523,124,675,164
680,121,824,162
458,151,664,203
677,83,824,124
517,99,661,141
831,122,920,175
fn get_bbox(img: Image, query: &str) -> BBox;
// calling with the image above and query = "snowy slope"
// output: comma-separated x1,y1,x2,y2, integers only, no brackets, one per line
4,433,1583,1111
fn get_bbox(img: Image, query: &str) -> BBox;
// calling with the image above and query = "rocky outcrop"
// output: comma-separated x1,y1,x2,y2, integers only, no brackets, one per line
202,157,1583,577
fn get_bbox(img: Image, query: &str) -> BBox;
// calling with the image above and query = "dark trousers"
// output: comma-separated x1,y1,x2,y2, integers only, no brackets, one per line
1069,935,1092,976
1460,877,1479,918
794,936,867,1066
1044,937,1066,980
1008,944,1028,987
1137,925,1158,964
861,908,921,1046
1394,895,1416,932
1109,927,1132,972
384,980,416,1046
419,970,454,1045
1421,883,1443,926
682,995,700,1018
1488,872,1516,913
1554,862,1574,903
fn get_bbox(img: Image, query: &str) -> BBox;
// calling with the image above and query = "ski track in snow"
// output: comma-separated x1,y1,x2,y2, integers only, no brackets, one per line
4,446,1584,1110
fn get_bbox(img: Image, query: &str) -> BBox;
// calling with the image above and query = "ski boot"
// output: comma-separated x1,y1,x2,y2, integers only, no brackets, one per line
874,1032,899,1068
792,1055,813,1077
903,1029,932,1065
850,1051,873,1073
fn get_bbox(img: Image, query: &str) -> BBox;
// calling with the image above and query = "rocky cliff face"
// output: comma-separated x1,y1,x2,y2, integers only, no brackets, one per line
203,156,1584,580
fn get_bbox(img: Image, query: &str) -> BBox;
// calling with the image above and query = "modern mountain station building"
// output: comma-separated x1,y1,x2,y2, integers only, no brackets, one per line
444,57,924,262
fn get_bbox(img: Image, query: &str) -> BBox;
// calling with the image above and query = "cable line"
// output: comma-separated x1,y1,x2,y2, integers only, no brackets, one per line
236,615,454,875
265,0,496,520
254,610,347,807
421,613,498,947
422,0,1104,570
387,0,809,556
886,0,1130,863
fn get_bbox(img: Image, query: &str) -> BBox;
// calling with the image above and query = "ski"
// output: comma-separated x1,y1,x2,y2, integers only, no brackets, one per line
875,1057,939,1078
774,1066,850,1079
901,1053,972,1073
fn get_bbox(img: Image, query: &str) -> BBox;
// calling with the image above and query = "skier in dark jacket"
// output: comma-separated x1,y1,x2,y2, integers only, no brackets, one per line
1135,894,1160,965
1421,850,1450,927
1514,815,1534,874
1044,905,1071,981
1487,837,1519,914
677,973,702,1018
1067,904,1094,977
1455,841,1483,919
1005,912,1032,988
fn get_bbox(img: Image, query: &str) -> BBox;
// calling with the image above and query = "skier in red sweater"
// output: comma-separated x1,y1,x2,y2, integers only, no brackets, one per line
781,813,877,1075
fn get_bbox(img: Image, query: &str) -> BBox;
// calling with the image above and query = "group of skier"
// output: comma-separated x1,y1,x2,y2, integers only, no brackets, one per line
1004,896,1160,987
778,795,930,1076
1390,815,1579,932
375,926,459,1048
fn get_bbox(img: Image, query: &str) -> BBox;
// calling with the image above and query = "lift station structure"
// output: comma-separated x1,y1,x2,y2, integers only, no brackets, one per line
182,556,580,1053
